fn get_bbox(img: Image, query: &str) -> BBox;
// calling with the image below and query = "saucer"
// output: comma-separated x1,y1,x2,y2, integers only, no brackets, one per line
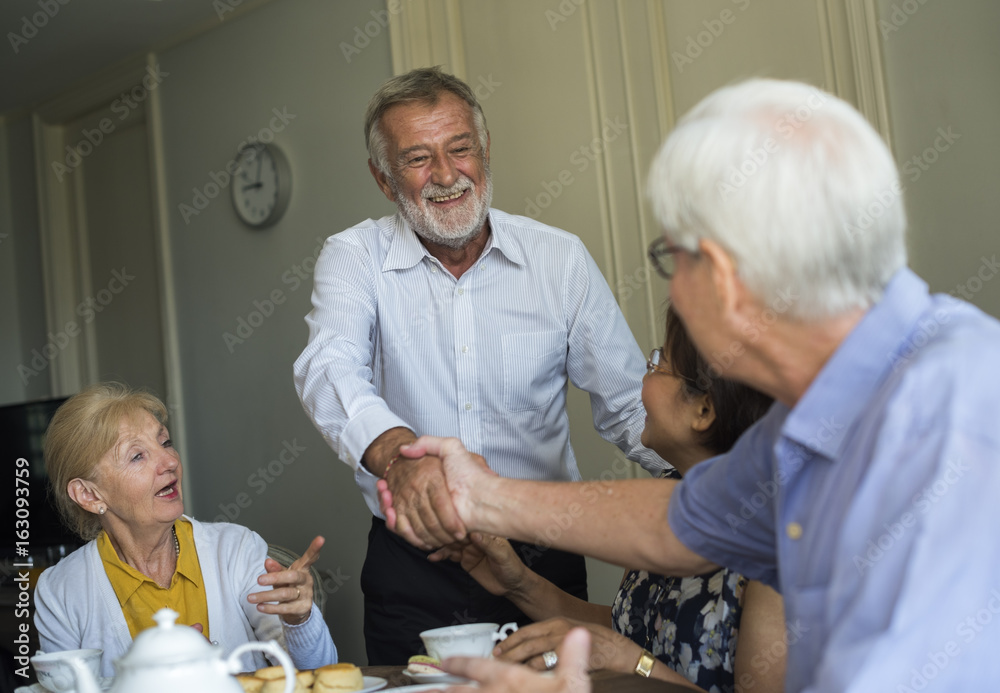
15,678,114,693
360,675,389,692
402,668,470,684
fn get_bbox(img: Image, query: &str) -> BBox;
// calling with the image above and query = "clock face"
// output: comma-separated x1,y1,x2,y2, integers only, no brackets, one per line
232,144,290,227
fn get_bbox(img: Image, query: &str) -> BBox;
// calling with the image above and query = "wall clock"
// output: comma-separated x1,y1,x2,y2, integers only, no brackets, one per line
231,143,291,228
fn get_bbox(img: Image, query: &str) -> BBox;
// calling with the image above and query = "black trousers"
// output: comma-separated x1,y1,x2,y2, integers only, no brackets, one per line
362,516,588,665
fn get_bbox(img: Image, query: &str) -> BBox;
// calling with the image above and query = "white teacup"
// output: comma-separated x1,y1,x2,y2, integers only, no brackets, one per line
31,649,102,692
420,622,519,660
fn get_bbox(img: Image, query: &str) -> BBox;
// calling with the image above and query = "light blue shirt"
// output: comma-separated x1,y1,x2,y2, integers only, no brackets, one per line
295,209,661,516
670,268,1000,692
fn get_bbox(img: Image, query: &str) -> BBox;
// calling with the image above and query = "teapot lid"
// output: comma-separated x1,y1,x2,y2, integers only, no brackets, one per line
119,608,220,668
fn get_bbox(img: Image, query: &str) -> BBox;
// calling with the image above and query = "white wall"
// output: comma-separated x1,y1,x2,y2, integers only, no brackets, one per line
878,0,1000,318
154,0,396,665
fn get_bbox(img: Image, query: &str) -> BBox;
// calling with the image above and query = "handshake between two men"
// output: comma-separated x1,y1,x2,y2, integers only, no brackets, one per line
375,435,706,693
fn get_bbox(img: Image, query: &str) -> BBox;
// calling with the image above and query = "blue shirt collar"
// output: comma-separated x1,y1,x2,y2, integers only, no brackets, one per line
782,268,931,459
381,210,525,272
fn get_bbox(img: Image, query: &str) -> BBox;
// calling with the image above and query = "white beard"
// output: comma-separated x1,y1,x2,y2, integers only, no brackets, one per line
393,168,493,249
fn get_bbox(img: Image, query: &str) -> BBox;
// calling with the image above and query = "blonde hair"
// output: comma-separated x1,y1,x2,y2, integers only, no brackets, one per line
45,382,168,540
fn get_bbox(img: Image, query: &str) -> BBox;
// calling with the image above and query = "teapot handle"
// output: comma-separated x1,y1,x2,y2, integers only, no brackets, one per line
227,641,295,693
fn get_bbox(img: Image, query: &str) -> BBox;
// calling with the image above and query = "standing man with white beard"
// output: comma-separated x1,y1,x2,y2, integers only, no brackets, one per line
294,67,661,664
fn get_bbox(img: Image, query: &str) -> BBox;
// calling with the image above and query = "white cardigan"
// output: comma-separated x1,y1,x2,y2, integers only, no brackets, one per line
34,517,338,677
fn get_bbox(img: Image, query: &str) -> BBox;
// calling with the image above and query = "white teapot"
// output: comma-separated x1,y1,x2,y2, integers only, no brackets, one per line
65,608,295,693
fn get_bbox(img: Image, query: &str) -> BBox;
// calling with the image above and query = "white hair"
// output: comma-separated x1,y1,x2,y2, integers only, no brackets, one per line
647,78,907,320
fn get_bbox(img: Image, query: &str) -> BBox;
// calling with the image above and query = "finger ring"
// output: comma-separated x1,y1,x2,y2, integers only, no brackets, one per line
542,651,558,670
295,587,301,600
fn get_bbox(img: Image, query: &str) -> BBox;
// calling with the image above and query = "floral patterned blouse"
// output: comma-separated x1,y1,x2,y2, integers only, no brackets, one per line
610,469,747,693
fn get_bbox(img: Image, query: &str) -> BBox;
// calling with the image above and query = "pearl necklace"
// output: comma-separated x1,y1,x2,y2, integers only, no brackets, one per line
172,525,180,556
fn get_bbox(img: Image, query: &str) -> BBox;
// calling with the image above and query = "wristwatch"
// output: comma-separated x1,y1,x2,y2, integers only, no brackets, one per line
634,649,655,677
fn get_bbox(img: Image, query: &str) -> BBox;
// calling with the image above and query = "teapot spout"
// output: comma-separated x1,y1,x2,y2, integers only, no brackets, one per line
67,656,103,693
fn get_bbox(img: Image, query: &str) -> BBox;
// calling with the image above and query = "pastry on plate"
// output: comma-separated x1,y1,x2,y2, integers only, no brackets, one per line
235,674,265,693
313,662,365,692
406,654,444,675
254,665,311,693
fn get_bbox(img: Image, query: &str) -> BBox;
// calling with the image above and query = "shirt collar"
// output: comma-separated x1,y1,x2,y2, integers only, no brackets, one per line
381,209,525,273
96,520,202,601
782,268,931,459
173,518,202,588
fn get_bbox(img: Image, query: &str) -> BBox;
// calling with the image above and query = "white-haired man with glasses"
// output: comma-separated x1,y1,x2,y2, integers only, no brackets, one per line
379,78,1000,692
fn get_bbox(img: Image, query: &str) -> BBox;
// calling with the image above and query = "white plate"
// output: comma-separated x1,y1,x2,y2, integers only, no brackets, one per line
389,685,478,692
403,668,470,684
15,678,114,693
361,675,389,692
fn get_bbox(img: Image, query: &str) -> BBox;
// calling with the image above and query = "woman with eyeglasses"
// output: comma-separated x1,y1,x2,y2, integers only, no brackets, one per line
428,305,785,692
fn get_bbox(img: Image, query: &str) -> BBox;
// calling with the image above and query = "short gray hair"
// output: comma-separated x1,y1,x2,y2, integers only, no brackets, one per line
364,66,489,178
647,78,907,320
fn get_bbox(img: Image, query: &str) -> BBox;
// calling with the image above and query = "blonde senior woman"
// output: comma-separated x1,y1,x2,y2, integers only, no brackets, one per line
34,382,337,677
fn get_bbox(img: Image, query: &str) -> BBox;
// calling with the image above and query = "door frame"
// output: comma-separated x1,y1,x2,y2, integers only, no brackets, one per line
33,52,190,502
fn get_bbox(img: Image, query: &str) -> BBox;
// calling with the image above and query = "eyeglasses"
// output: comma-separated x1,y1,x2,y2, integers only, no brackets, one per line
647,237,693,279
646,348,706,390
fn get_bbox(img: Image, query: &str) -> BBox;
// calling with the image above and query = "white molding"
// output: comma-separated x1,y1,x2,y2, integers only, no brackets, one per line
144,52,191,508
34,58,155,396
33,115,87,396
388,0,466,77
71,164,99,384
646,0,676,143
578,1,616,298
816,0,841,94
845,0,893,146
643,0,676,344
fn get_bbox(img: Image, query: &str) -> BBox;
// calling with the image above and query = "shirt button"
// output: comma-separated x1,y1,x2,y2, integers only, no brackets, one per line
480,264,486,271
457,288,464,296
431,267,438,273
461,345,469,353
464,402,472,410
786,522,803,540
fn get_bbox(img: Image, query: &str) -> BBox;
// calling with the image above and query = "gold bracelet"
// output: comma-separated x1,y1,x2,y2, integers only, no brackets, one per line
634,649,655,677
382,454,402,479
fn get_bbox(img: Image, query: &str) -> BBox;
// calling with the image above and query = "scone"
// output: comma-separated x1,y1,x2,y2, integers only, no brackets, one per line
254,666,287,681
255,665,311,693
314,662,365,692
235,674,265,693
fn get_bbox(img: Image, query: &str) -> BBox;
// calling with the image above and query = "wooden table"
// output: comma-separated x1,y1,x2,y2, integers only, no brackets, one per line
362,665,694,691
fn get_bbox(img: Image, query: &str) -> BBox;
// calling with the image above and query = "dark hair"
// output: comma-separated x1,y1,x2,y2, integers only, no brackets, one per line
664,305,773,454
364,66,489,177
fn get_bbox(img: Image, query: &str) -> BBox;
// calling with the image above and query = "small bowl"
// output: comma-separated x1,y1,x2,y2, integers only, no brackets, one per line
31,648,102,692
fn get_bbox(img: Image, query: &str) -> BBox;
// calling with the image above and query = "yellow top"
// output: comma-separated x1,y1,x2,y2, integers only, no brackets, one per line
98,518,210,639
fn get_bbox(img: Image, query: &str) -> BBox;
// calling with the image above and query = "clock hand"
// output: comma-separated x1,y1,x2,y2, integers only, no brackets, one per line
243,183,263,191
